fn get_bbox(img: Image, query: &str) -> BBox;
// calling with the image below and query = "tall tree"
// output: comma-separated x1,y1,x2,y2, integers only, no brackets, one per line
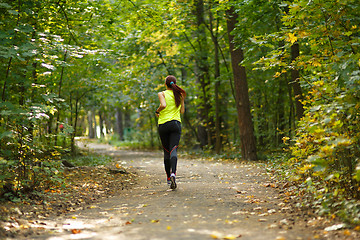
226,7,257,160
290,43,304,120
193,0,212,148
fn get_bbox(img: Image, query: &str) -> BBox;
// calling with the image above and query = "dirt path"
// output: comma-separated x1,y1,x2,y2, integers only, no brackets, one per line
26,142,344,240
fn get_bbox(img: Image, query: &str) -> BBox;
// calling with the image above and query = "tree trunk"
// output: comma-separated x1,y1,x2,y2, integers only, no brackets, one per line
115,107,124,140
226,7,257,161
276,73,287,145
124,109,131,140
194,0,212,148
88,110,95,139
99,110,105,138
290,43,304,120
54,40,70,146
209,11,222,154
71,99,80,153
1,57,12,101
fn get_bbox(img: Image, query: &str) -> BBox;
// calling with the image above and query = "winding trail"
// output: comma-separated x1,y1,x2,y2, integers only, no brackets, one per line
34,142,317,240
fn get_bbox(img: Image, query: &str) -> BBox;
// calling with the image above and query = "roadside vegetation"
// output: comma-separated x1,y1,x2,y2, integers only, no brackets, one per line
1,0,359,230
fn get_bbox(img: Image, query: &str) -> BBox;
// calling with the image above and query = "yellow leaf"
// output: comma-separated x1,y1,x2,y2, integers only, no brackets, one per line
312,61,321,67
354,225,360,231
72,216,77,219
115,163,121,169
343,229,351,236
151,219,160,223
274,72,281,78
287,33,297,44
167,226,172,230
224,235,237,240
210,234,219,239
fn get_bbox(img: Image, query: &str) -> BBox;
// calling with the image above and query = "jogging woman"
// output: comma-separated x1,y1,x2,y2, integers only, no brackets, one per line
155,75,186,190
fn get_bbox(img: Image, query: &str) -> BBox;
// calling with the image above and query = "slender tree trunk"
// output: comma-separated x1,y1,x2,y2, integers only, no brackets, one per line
1,57,12,101
213,30,222,153
88,110,95,139
54,40,70,145
99,110,105,138
149,113,154,148
71,99,80,153
93,109,97,138
194,0,212,148
124,109,131,140
276,73,286,145
290,43,304,120
105,111,112,134
115,107,124,140
226,7,257,161
208,3,222,154
287,77,295,137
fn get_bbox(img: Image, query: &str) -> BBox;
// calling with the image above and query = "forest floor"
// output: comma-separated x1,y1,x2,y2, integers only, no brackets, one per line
1,139,359,240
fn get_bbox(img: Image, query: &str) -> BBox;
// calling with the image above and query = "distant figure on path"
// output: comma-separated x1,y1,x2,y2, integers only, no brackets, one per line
155,75,186,190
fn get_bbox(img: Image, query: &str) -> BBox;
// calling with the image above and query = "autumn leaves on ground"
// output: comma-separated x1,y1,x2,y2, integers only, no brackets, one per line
0,141,358,240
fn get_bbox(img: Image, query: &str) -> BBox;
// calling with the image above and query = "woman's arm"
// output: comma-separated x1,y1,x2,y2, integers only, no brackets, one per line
156,92,166,115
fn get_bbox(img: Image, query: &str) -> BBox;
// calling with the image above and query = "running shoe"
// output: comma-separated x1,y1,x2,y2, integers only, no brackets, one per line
170,174,176,190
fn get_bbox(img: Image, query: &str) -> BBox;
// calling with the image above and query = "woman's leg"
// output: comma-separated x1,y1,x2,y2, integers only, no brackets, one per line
158,124,171,179
169,121,181,175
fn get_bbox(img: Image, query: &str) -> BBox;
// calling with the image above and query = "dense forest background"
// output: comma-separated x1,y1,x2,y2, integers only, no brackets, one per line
0,0,359,225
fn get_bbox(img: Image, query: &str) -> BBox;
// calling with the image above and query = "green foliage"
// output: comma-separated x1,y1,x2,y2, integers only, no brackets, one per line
256,0,360,225
1,0,359,225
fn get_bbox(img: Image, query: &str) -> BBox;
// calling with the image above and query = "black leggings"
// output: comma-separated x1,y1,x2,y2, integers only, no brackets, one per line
158,120,181,178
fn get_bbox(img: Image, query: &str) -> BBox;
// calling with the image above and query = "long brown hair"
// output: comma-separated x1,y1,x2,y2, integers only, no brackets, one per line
165,75,186,107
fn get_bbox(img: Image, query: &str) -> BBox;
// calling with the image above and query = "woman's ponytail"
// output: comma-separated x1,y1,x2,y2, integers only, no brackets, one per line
165,75,186,107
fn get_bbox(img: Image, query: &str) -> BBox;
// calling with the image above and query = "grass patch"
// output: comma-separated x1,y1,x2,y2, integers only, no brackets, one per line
62,154,113,167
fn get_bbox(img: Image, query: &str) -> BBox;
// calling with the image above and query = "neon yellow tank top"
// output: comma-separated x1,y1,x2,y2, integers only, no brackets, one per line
158,90,181,125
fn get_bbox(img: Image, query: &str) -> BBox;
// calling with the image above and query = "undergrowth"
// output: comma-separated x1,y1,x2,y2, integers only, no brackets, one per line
266,152,360,226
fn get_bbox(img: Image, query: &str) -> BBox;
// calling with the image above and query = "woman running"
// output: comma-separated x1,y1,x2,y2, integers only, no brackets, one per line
155,75,186,189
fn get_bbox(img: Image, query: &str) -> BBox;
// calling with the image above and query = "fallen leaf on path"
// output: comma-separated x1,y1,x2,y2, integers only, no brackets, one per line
267,223,278,229
343,229,351,236
225,219,239,224
236,190,247,194
167,226,172,230
151,219,160,223
223,234,237,239
275,237,286,240
210,232,220,239
279,219,289,226
268,209,276,214
136,204,148,208
71,229,81,234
